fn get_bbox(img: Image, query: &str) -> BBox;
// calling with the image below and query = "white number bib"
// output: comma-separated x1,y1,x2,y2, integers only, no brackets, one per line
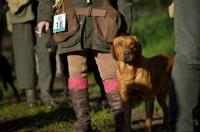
53,13,66,33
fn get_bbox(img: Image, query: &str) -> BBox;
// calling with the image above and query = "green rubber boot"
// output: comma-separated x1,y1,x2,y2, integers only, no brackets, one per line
40,90,57,107
25,89,37,108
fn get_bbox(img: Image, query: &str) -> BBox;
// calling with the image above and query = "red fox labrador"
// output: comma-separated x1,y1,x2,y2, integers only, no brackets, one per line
110,36,174,132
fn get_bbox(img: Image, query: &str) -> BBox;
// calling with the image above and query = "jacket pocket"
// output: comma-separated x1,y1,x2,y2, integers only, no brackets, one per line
93,0,121,43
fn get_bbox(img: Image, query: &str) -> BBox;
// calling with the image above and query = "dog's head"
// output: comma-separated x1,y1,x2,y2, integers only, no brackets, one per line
111,36,142,62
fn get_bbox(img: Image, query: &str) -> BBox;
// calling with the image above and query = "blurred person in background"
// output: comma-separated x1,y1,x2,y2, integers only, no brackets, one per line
6,0,57,108
0,0,6,49
37,0,133,132
168,0,200,131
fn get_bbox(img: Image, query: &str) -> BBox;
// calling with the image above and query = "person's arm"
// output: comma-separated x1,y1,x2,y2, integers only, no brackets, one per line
117,0,133,34
37,0,55,36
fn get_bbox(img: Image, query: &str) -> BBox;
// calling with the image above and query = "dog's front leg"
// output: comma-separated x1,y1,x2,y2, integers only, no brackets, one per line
123,98,132,132
144,96,154,132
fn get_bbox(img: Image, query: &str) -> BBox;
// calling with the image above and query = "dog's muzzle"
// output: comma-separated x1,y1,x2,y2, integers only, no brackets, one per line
123,50,131,60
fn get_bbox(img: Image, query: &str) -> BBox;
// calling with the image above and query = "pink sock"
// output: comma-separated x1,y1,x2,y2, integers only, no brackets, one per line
68,77,88,89
103,79,119,93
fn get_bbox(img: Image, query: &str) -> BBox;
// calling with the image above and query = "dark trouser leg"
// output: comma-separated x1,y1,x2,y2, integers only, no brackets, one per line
12,23,37,106
169,0,200,131
0,0,6,50
35,27,57,105
170,65,200,132
12,23,37,89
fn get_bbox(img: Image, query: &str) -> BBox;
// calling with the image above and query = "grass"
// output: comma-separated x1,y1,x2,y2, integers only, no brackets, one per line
0,74,169,132
0,88,113,132
0,12,173,132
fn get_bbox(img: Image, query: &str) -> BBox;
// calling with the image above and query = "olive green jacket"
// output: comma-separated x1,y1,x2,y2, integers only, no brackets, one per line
37,0,133,54
6,0,40,31
7,0,35,24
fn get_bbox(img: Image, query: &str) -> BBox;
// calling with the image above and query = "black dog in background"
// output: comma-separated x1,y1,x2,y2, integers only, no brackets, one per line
0,54,20,102
46,38,106,104
0,1,19,102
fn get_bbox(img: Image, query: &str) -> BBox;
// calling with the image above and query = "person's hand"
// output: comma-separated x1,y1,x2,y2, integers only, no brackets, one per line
37,21,50,37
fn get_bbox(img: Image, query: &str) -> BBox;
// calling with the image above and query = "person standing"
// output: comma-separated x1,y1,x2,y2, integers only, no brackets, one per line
37,0,133,131
0,0,6,49
6,0,57,108
169,0,200,131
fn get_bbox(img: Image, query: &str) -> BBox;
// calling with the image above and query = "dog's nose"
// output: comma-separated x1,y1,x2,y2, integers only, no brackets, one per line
124,50,131,60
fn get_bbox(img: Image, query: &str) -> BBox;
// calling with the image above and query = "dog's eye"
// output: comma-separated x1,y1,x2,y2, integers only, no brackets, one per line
130,41,135,47
131,41,139,48
118,42,123,47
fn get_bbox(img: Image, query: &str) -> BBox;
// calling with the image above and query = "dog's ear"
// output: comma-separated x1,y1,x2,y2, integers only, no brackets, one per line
132,36,138,42
137,42,142,55
132,36,142,55
110,38,117,60
132,36,142,58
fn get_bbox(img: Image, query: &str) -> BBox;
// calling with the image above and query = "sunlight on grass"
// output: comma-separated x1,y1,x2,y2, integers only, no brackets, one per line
91,106,115,131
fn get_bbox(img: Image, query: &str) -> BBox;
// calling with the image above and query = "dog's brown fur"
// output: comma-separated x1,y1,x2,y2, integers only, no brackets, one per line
110,36,174,132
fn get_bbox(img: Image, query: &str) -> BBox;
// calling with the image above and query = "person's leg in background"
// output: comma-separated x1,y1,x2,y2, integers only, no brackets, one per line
169,0,200,132
0,0,6,50
67,50,92,132
12,22,37,107
93,50,124,132
35,28,57,106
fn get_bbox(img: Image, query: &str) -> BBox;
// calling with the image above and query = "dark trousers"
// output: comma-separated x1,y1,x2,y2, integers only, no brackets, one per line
169,0,200,132
12,22,56,91
0,0,6,50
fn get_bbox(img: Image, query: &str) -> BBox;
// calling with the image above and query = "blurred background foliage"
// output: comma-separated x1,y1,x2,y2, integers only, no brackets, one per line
2,0,175,58
1,0,176,84
131,0,175,57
